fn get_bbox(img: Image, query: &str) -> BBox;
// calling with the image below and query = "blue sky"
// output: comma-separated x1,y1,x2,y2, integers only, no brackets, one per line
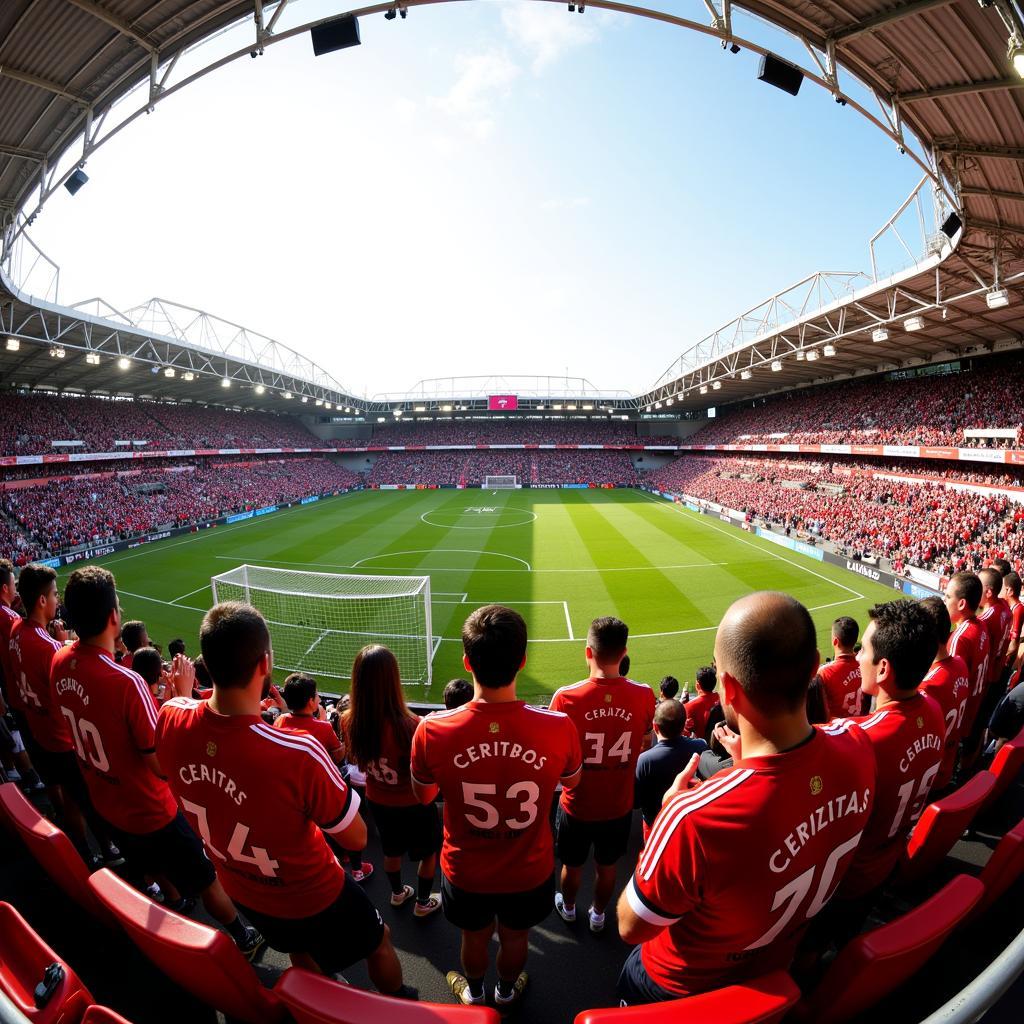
26,1,925,397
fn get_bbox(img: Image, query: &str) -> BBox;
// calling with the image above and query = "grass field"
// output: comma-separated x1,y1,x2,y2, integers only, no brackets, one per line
62,488,900,701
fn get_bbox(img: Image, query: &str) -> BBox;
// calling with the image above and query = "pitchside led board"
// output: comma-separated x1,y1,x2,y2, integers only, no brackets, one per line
488,395,518,411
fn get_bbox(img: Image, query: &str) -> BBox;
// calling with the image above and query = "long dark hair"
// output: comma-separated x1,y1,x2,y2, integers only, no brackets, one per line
343,644,417,767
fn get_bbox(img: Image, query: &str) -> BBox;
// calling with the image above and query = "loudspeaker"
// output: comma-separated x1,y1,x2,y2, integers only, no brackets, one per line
940,212,963,239
757,54,803,96
310,15,361,56
64,169,89,195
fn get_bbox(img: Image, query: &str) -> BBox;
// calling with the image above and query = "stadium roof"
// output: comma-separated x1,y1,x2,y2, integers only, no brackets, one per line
2,0,1024,412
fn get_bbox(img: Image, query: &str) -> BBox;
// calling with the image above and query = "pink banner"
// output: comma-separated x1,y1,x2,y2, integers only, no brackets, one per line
487,394,518,411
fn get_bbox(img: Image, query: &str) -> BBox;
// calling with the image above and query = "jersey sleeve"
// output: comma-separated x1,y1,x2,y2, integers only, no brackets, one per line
627,796,704,928
410,717,434,786
643,687,657,732
305,747,360,837
123,671,160,754
561,716,583,781
548,690,565,715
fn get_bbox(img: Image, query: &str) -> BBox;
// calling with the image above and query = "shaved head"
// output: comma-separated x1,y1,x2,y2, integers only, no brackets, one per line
714,592,818,715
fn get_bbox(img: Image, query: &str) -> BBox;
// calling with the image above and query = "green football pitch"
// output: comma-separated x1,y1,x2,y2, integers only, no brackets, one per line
61,488,899,701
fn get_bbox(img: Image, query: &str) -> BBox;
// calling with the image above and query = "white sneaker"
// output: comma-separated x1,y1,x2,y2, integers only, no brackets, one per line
554,892,576,923
588,907,606,933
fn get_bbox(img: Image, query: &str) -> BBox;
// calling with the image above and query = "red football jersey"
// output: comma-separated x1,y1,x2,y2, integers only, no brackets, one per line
0,602,21,710
274,713,342,760
157,698,360,919
50,641,177,835
1008,600,1024,667
920,655,970,790
627,726,874,997
979,599,1012,684
818,654,862,718
343,714,420,808
684,691,720,741
549,677,655,821
950,616,992,731
833,693,945,898
9,619,70,752
411,700,582,893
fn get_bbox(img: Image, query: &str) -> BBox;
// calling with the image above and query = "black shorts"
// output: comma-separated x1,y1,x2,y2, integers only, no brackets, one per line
617,946,680,1006
555,806,633,867
22,737,80,790
106,811,217,898
236,875,385,974
368,799,441,861
441,873,554,932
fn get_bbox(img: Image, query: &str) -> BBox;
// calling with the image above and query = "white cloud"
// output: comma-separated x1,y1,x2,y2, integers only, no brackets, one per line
501,5,620,73
541,196,591,210
432,50,521,138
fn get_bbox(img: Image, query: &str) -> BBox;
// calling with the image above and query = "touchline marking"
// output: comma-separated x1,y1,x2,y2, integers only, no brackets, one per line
635,490,865,601
352,549,532,571
118,589,208,614
563,601,575,641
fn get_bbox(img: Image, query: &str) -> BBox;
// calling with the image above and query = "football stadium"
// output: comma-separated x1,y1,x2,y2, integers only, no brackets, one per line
2,1,1024,1023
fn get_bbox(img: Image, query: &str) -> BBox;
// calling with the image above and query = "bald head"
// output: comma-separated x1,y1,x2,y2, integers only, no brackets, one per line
654,697,685,739
715,592,818,715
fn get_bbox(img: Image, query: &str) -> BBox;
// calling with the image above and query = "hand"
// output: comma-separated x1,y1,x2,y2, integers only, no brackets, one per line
712,723,742,761
169,654,195,697
661,753,701,806
49,619,68,643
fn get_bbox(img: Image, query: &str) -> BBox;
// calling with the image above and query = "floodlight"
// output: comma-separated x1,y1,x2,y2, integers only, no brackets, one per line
712,380,722,390
49,347,65,359
164,367,175,377
872,327,889,342
85,353,100,365
283,391,292,399
699,386,708,395
1012,43,1024,78
301,396,308,403
118,357,131,370
183,372,195,381
806,350,819,361
254,384,264,394
393,408,403,416
583,404,594,410
986,288,1010,309
666,398,673,406
823,343,837,356
795,350,805,360
5,338,19,351
567,404,577,410
442,404,452,411
771,360,782,372
553,404,563,410
324,403,332,410
904,316,924,331
315,399,323,407
741,369,752,379
221,377,231,388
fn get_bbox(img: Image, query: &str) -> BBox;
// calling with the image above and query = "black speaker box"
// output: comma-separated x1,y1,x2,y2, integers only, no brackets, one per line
940,212,963,239
758,54,803,97
311,15,361,56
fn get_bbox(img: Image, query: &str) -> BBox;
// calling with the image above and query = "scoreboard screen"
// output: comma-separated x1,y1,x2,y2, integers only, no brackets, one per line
488,394,518,411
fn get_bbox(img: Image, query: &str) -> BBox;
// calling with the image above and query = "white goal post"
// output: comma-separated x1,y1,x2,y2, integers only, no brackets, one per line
210,564,435,687
484,475,521,489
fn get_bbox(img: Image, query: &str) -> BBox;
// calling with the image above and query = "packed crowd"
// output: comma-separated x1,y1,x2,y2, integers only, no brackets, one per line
0,459,360,562
1,393,319,455
367,450,640,486
648,454,1024,576
335,420,674,447
697,352,1024,448
2,557,1021,1014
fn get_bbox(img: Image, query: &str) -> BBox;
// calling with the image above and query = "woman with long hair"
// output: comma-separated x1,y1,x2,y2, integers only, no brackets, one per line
342,644,441,917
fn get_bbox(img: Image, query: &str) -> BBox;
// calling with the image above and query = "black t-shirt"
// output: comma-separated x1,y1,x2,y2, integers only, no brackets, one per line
634,735,708,826
989,682,1024,741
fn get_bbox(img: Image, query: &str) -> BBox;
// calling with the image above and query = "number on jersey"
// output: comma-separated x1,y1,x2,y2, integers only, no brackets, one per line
462,781,540,832
584,730,632,765
181,799,280,877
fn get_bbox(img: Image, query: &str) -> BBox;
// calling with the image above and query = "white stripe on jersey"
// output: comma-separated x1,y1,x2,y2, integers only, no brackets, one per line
1,605,18,622
322,788,362,835
852,709,889,732
250,722,347,793
100,653,158,729
949,621,969,655
33,626,62,652
550,680,590,700
626,876,681,928
639,768,755,882
164,696,199,711
525,705,568,718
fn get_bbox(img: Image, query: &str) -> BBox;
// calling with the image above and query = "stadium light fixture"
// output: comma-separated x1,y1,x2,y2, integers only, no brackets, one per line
49,347,65,359
117,357,131,370
183,371,195,381
4,337,18,351
283,391,292,399
301,395,308,403
805,350,819,361
904,316,924,331
553,404,563,410
795,350,805,360
220,377,231,388
987,287,1010,309
164,367,175,377
442,404,452,411
872,327,889,343
85,353,100,365
665,398,673,406
315,399,323,407
377,416,386,422
1011,39,1024,78
771,360,782,372
324,402,332,410
740,369,752,379
583,404,594,410
415,406,426,412
712,380,722,390
699,386,708,395
393,408,403,416
254,384,264,394
823,343,837,356
567,404,577,410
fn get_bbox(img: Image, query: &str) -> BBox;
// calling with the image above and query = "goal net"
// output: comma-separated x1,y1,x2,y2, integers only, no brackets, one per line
210,564,434,686
484,475,520,489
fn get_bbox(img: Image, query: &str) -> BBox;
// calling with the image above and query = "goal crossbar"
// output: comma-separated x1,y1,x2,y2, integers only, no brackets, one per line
210,564,434,686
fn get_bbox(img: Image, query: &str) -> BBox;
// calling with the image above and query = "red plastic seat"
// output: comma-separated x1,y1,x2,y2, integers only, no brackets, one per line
87,869,283,1024
275,967,501,1023
899,771,995,883
0,901,93,1024
80,1008,133,1024
969,817,1024,921
571,970,799,1024
0,784,115,928
793,874,983,1024
984,733,1024,811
